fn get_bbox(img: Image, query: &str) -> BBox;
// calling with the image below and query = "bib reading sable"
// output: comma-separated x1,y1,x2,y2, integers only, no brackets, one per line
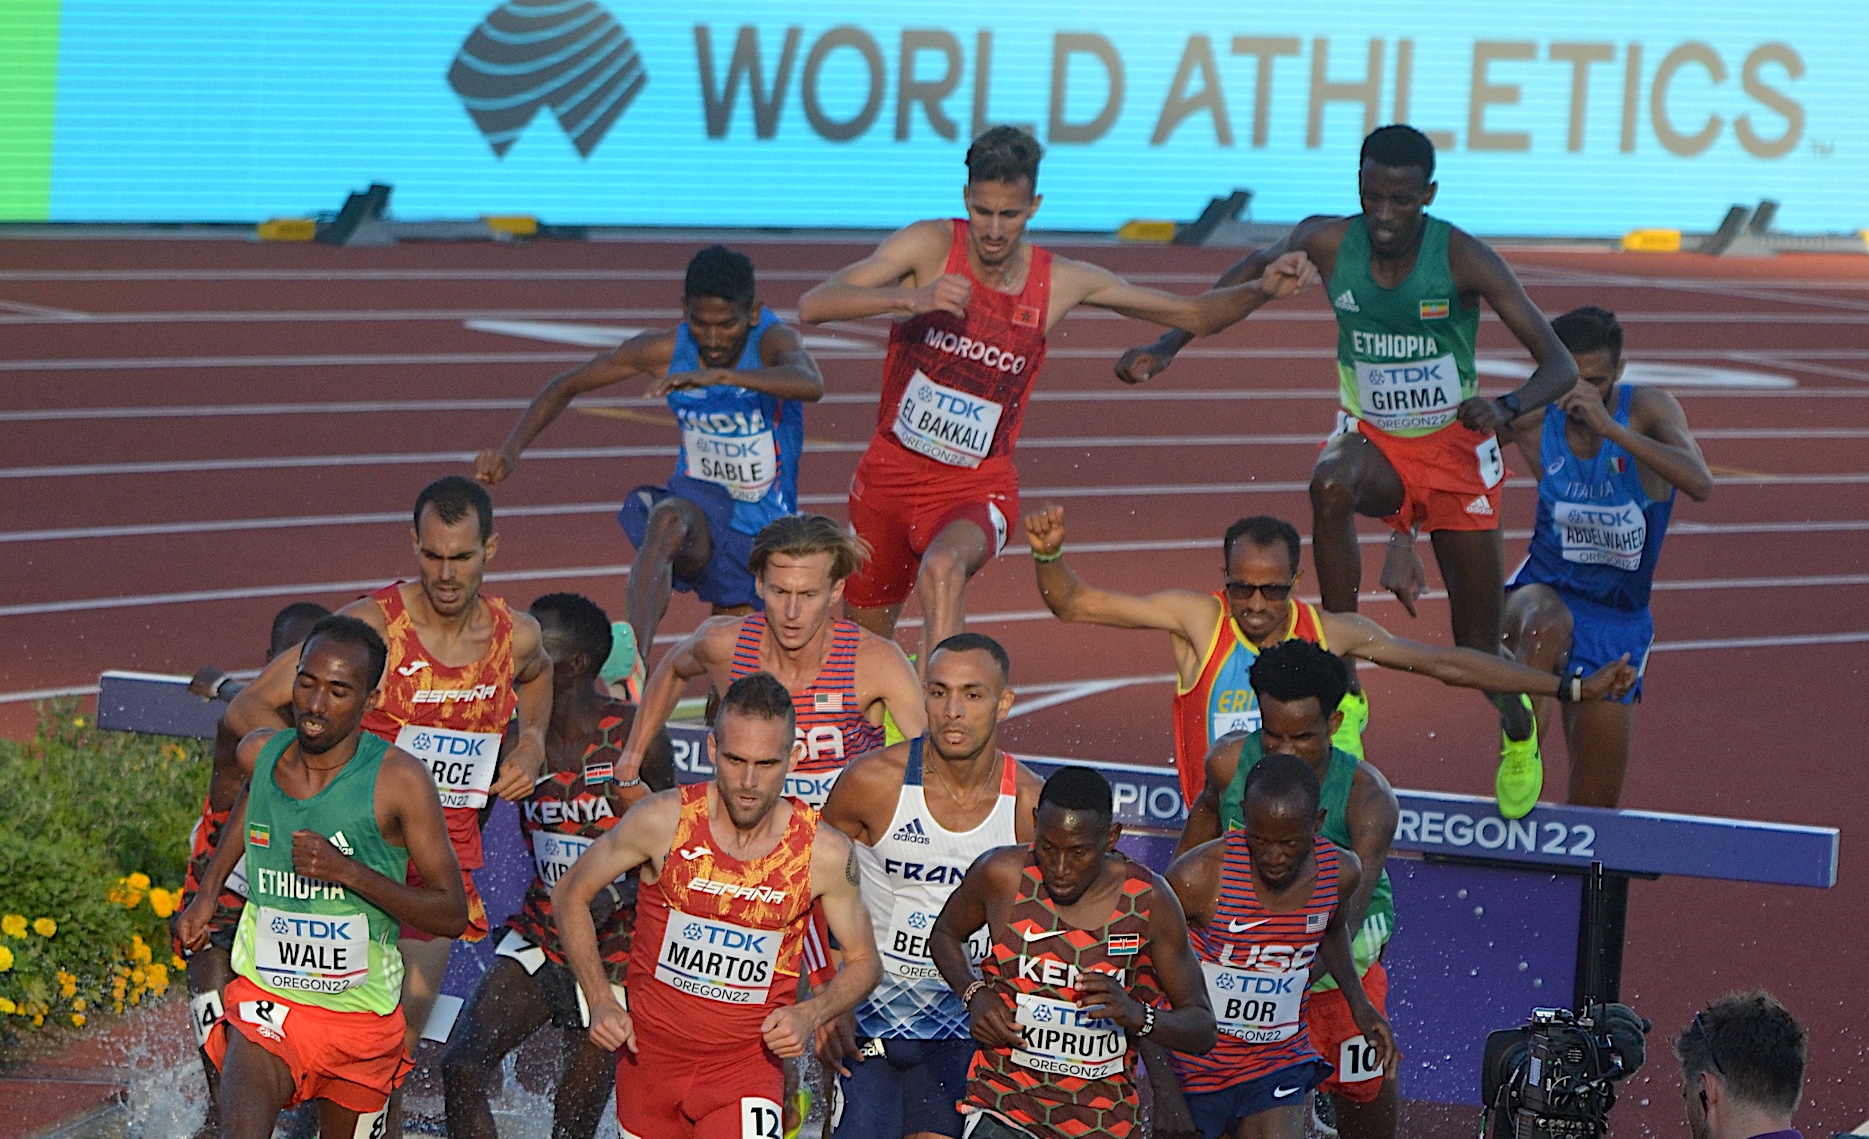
1355,353,1461,433
1202,961,1306,1042
682,421,778,502
396,724,502,808
253,904,371,994
654,909,780,1004
1555,500,1647,570
1012,992,1127,1079
893,370,1003,468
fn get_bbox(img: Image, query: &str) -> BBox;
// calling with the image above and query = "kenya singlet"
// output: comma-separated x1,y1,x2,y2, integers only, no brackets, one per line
855,738,1019,1040
729,614,886,808
626,783,818,1047
361,584,518,872
665,307,805,536
875,219,1051,472
1174,833,1338,1093
965,854,1161,1139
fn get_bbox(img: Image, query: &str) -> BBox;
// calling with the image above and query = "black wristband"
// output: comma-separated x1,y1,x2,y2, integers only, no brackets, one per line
1554,675,1583,703
1496,392,1524,419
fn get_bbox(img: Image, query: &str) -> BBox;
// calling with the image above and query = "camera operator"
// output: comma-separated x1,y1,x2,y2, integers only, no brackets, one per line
1675,992,1808,1139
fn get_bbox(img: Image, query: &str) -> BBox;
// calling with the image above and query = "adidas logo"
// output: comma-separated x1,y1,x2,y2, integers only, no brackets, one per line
328,831,355,857
1465,495,1495,516
1333,290,1360,313
891,818,932,845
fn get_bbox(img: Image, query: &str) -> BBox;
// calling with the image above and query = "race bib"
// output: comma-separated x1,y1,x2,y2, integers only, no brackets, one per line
495,928,548,975
1011,992,1127,1079
530,831,595,889
396,725,503,809
893,370,1004,468
237,997,292,1041
189,988,225,1047
882,898,989,979
1355,354,1460,433
654,909,780,1004
574,980,630,1029
253,904,372,995
351,1110,387,1139
226,854,250,899
1476,436,1505,489
1203,962,1306,1043
1211,708,1259,740
740,1098,784,1139
784,764,843,809
1554,500,1646,571
683,422,778,503
1338,1034,1382,1083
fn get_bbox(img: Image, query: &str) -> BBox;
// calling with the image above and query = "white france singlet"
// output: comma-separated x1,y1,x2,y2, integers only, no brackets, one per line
854,738,1019,1039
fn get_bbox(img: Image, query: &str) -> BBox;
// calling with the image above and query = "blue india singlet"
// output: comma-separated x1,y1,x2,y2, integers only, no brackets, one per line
664,306,804,536
1510,385,1673,612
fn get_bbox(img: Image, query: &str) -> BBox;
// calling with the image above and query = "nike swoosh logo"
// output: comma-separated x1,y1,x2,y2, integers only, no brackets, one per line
1272,1086,1300,1098
1227,918,1271,933
678,846,712,861
397,660,430,676
1020,928,1065,942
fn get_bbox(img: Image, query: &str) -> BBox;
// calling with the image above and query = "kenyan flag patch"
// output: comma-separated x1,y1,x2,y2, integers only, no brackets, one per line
1108,932,1141,956
1419,298,1450,320
247,823,270,849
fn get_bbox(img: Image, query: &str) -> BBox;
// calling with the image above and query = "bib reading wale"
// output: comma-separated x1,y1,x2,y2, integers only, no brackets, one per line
231,731,408,1016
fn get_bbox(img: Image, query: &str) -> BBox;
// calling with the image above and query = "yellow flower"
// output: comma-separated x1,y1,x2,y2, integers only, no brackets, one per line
0,997,14,1014
71,1013,85,1027
149,889,176,919
0,945,14,972
131,940,153,966
71,998,86,1012
0,915,24,938
59,981,76,999
72,716,86,728
127,872,151,891
170,955,185,970
32,918,56,938
32,1014,43,1027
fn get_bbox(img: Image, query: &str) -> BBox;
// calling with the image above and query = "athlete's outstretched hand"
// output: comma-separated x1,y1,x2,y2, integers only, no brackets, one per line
1380,533,1429,618
474,447,516,486
491,735,547,802
1256,250,1319,301
1579,655,1637,701
816,1010,861,1078
175,893,215,953
908,273,971,318
587,992,636,1053
967,983,1023,1051
647,367,736,398
1113,340,1175,385
761,1003,818,1059
1023,505,1067,560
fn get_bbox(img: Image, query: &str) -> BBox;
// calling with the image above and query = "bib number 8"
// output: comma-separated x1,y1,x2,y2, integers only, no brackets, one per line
741,1097,783,1139
1338,1035,1381,1083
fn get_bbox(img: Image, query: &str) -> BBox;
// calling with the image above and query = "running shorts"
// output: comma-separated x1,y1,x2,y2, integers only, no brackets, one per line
205,975,411,1114
400,865,489,944
1183,1058,1334,1139
618,1030,784,1139
1346,417,1505,535
1305,959,1389,1103
834,1036,975,1139
1559,593,1653,705
844,441,1016,610
619,481,761,611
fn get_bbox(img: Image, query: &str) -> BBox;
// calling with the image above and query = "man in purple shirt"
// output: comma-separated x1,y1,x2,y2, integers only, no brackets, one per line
1675,991,1807,1139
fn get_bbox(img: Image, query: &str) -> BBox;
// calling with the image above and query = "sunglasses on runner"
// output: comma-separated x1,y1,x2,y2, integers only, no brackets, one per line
1691,1011,1728,1078
1223,578,1297,603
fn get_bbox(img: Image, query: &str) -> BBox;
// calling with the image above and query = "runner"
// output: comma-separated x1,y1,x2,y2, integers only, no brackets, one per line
1497,306,1713,807
930,766,1216,1139
796,125,1316,669
476,244,824,664
818,633,1045,1139
1024,507,1634,806
1176,641,1400,1139
176,601,330,1139
226,476,553,1132
439,593,678,1139
1150,753,1398,1139
616,513,926,810
177,616,469,1139
1116,124,1583,818
551,672,883,1139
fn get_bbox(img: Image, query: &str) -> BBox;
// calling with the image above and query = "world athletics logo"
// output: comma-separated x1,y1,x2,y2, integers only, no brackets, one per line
448,0,647,158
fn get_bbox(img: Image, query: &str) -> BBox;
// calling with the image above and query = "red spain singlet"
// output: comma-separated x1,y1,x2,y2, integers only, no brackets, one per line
875,219,1052,471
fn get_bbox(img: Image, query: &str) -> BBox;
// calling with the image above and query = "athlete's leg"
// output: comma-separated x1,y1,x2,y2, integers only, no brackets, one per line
217,1028,296,1139
440,957,555,1139
629,496,715,663
184,947,235,1139
1560,700,1635,808
1331,1079,1399,1139
553,1028,620,1139
913,519,993,673
1227,1102,1307,1139
314,1099,371,1139
1501,585,1573,746
1308,432,1407,614
387,935,457,1139
1429,528,1532,740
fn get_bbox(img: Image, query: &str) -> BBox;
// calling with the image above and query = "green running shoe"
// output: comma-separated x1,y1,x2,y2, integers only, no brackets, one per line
1333,689,1370,759
1495,694,1543,819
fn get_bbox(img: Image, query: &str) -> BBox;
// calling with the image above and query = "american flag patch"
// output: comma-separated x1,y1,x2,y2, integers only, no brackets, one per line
1013,304,1041,328
583,760,614,784
1108,932,1141,955
1307,912,1329,933
814,691,842,713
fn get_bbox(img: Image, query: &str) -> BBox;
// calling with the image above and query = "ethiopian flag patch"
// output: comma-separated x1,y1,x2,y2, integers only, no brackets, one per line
247,823,270,849
1419,298,1450,320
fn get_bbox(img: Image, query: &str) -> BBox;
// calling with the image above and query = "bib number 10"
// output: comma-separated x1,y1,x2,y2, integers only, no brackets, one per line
741,1097,783,1139
1339,1035,1382,1083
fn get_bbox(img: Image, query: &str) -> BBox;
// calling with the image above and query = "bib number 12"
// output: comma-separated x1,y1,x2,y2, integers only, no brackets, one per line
741,1097,783,1139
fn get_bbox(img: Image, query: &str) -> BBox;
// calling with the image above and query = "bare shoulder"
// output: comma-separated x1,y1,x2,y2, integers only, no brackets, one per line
1165,837,1224,892
855,626,916,667
688,613,754,666
338,595,390,632
377,745,439,798
834,741,913,799
884,218,960,269
1292,213,1351,251
1630,383,1689,426
974,843,1031,884
1446,224,1514,277
1010,759,1046,799
1205,732,1248,784
508,606,544,652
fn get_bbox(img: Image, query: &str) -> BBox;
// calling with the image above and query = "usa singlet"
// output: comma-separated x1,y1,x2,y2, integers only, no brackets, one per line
876,219,1051,470
855,739,1019,1040
1171,600,1329,804
729,614,886,808
626,783,818,1048
665,307,805,536
964,854,1160,1139
1174,834,1338,1094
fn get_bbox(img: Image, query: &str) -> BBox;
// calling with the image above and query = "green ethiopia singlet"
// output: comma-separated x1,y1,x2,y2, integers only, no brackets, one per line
1218,732,1394,990
232,730,408,1015
1331,215,1481,439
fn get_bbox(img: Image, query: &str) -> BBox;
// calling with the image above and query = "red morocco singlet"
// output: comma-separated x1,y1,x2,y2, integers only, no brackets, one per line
875,219,1052,472
728,614,886,809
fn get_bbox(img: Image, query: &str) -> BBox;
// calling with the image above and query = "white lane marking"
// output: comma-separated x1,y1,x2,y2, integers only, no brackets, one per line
0,298,90,320
1475,359,1797,390
462,319,879,351
1006,676,1174,721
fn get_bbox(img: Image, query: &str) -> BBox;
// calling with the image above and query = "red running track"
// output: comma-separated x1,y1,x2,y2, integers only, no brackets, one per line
2,237,1866,1133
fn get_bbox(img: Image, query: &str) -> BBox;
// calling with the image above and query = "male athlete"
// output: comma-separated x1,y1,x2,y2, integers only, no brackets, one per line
477,244,825,661
1025,507,1634,806
1118,124,1581,817
440,594,677,1139
819,633,1045,1139
797,125,1316,668
1150,754,1398,1139
617,513,926,808
175,601,329,1138
227,476,553,1130
552,672,883,1139
178,616,469,1139
1497,307,1711,807
931,767,1215,1139
1177,642,1400,1139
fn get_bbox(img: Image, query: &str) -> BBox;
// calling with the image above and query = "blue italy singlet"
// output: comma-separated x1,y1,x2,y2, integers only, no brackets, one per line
664,306,804,536
1510,385,1673,612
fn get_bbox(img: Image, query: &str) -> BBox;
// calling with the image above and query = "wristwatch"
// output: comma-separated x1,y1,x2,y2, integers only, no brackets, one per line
1495,392,1524,419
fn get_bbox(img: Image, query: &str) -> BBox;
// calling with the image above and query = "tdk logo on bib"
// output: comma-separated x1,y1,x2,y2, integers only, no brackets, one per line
409,732,487,757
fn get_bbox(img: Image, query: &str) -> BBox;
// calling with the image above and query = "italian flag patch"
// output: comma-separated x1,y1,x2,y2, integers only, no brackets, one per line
247,823,270,849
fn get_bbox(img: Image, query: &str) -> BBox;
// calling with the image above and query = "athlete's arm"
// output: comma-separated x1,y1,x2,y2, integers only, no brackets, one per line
553,788,681,1053
1324,610,1637,701
1176,737,1244,856
1163,839,1223,929
1580,384,1714,502
1502,410,1546,480
475,330,675,485
224,598,387,739
647,322,825,403
1335,765,1399,948
491,610,553,801
818,745,907,845
932,846,1024,1050
175,783,250,951
1316,848,1400,1078
1077,871,1215,1055
614,620,730,795
765,828,883,1058
1057,252,1315,337
797,221,966,323
858,632,927,741
1449,231,1579,432
1138,1041,1202,1139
